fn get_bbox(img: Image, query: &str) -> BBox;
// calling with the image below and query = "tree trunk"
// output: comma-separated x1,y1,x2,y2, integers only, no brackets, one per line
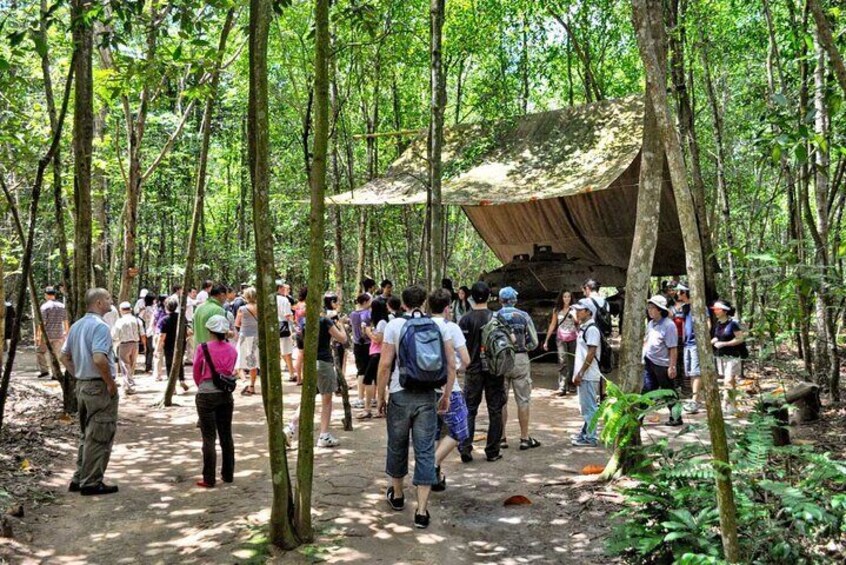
0,55,75,431
811,27,839,400
428,0,446,288
808,0,846,98
295,0,331,541
161,9,235,407
600,51,665,481
38,0,74,319
1,180,74,412
248,0,298,549
632,1,740,561
72,0,93,321
667,0,717,302
92,108,109,289
700,42,739,308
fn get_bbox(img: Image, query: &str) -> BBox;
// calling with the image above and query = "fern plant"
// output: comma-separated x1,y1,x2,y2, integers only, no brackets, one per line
603,400,846,564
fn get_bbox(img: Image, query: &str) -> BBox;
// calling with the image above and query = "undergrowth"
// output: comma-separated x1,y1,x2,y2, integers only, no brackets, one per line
598,384,846,564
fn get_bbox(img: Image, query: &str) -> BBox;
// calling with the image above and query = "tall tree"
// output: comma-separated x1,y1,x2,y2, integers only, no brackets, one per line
296,0,331,540
0,55,75,431
162,8,236,407
248,0,298,549
808,0,846,98
601,11,666,480
72,0,94,321
631,0,740,561
37,0,74,318
666,0,718,301
427,0,446,287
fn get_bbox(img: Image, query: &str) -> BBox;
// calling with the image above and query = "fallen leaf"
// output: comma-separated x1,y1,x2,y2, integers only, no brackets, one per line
647,414,661,423
504,495,532,506
19,459,31,471
581,465,605,475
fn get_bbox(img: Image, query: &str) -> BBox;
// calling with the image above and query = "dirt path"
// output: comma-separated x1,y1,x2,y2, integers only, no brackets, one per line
2,353,669,564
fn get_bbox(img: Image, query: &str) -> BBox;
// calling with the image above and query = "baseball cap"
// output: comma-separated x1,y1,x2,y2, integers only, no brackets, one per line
140,289,149,298
570,298,597,315
676,283,689,293
45,286,57,296
499,286,518,302
205,314,230,334
119,301,132,311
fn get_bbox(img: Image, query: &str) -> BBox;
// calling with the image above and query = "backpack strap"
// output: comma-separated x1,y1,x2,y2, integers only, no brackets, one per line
200,342,218,377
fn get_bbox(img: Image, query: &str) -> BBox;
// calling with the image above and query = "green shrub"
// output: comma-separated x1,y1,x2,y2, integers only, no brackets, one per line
602,394,846,564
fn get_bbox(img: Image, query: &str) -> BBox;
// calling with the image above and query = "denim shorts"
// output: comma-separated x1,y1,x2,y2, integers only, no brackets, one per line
385,389,438,486
441,391,469,442
684,345,701,377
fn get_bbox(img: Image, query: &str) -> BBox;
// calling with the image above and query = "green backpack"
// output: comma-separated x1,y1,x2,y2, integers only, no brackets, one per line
481,313,517,377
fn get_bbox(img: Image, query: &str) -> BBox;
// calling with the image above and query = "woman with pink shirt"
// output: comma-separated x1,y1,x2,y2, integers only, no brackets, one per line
193,315,238,488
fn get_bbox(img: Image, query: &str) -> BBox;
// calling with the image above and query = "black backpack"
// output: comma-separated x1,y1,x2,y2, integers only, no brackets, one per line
581,322,613,374
590,297,613,338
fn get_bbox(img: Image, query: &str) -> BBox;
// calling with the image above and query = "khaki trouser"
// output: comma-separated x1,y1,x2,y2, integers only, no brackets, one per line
37,337,65,374
116,342,139,389
73,380,119,488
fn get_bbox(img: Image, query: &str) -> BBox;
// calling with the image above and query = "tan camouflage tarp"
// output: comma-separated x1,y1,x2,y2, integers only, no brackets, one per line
328,95,686,274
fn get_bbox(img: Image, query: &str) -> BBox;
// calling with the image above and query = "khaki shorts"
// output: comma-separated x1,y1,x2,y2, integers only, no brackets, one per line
279,336,294,356
716,356,741,387
504,352,532,408
317,360,338,395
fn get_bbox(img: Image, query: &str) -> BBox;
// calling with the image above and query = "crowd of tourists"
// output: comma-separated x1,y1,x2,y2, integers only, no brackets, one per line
39,274,745,528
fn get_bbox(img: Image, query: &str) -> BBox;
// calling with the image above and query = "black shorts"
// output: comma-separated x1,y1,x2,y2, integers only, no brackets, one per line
353,342,370,376
363,353,380,386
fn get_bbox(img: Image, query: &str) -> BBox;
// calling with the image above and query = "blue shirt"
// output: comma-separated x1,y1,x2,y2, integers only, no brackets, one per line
61,313,116,380
497,305,539,353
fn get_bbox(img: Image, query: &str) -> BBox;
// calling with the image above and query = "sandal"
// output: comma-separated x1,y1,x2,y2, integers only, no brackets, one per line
519,436,541,450
241,385,255,396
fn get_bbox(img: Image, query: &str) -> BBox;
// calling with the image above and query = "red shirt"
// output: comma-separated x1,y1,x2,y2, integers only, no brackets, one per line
193,340,238,386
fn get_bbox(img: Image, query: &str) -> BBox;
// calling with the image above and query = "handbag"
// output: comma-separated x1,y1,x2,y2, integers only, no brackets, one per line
279,320,292,338
200,343,237,393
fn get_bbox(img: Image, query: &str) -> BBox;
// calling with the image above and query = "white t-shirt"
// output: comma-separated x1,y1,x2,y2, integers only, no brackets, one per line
575,320,602,382
196,290,209,305
383,315,452,394
185,297,197,322
276,295,293,322
433,317,465,392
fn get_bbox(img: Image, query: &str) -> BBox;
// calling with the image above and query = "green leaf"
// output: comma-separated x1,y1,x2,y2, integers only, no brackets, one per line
794,144,808,163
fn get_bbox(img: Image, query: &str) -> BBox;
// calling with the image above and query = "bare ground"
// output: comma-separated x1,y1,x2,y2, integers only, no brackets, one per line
2,349,801,564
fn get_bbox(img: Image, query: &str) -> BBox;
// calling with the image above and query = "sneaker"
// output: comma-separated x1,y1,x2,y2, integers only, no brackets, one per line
68,481,80,493
352,399,365,409
500,437,509,449
555,389,567,397
317,433,339,448
570,433,585,442
571,437,598,447
80,482,119,496
414,510,431,529
486,453,503,462
386,486,404,511
37,372,50,379
683,401,700,414
664,418,684,427
460,451,473,463
371,399,378,408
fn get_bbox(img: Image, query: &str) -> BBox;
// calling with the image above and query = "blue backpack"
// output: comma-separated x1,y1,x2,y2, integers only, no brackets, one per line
397,310,448,391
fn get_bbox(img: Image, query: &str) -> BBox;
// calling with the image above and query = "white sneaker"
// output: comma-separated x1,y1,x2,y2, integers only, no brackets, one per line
317,433,339,448
683,401,700,414
352,399,365,409
371,399,378,408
